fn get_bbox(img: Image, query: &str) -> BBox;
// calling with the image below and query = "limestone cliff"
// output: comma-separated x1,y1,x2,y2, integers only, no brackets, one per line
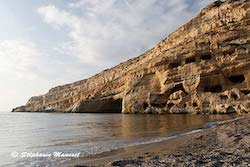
13,0,250,114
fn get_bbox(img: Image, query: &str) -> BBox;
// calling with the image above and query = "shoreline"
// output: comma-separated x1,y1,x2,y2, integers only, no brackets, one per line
62,115,250,167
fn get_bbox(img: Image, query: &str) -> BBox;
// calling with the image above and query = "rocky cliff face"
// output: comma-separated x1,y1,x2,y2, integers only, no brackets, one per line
13,0,250,114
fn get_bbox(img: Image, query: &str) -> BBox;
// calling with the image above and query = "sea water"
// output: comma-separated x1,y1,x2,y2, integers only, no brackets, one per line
0,112,236,166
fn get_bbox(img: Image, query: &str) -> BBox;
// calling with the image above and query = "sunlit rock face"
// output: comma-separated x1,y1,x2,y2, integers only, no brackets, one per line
13,0,250,114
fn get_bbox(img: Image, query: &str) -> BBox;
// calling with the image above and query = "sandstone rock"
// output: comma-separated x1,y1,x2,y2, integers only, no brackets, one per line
13,0,250,114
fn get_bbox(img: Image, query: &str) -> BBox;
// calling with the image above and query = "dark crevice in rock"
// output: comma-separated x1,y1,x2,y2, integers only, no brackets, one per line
204,85,223,93
231,93,239,100
241,90,250,95
143,102,148,110
228,75,245,84
170,83,188,95
220,95,228,100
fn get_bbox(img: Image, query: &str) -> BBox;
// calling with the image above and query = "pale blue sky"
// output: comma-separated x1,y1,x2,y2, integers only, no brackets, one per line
0,0,213,111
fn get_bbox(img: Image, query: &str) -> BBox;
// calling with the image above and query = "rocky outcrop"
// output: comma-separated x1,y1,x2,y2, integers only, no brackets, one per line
13,0,250,114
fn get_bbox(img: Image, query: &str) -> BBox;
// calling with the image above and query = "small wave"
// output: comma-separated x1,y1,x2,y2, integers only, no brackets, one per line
203,116,242,129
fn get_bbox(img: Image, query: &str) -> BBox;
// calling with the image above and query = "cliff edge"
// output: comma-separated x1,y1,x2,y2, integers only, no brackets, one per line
13,0,250,114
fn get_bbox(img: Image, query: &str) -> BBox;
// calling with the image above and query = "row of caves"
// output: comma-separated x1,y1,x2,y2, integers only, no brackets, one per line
139,71,248,114
108,69,250,113
200,74,246,93
42,64,247,114
168,53,212,69
98,51,247,113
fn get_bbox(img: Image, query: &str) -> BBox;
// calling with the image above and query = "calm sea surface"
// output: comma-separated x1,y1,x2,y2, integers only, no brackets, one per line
0,112,236,166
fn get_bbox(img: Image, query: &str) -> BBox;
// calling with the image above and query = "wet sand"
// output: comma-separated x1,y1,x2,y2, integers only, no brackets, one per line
63,115,250,167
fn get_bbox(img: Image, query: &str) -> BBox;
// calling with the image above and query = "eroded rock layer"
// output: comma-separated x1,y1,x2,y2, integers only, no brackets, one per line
13,0,250,114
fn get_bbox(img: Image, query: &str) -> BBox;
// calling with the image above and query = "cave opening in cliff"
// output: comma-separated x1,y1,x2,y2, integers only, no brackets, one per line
170,83,188,95
204,85,223,93
151,103,166,108
109,98,123,113
167,103,174,109
192,102,198,107
169,61,182,69
228,75,245,84
213,0,224,7
186,57,196,64
200,54,212,60
81,98,123,113
226,106,236,114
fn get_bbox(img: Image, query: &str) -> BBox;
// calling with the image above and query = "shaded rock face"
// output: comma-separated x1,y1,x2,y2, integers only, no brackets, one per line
13,0,250,114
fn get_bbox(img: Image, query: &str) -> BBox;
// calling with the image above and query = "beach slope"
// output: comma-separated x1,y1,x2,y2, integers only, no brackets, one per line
64,116,250,167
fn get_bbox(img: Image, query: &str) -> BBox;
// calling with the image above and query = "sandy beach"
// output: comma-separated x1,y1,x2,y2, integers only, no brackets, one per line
63,115,250,167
